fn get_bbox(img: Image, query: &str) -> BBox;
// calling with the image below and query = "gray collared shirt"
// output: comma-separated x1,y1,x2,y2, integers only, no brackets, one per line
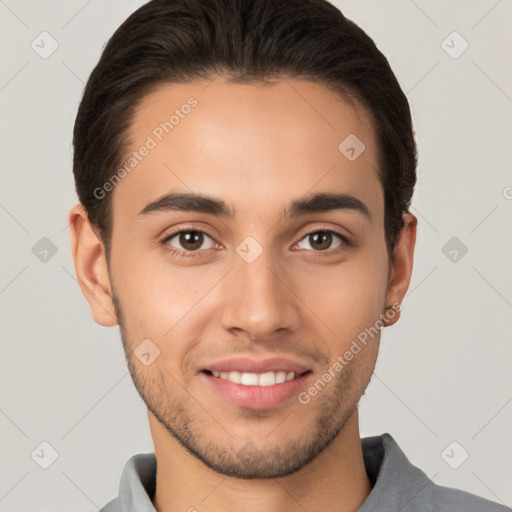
100,433,510,511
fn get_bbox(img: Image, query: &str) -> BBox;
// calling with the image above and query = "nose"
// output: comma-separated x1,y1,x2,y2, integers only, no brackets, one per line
219,247,301,341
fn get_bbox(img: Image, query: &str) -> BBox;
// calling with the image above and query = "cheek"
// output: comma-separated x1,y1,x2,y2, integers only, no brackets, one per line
297,252,388,341
110,247,221,341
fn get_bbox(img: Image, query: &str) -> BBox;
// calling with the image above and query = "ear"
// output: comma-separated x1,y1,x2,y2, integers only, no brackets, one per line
383,212,417,327
68,203,118,327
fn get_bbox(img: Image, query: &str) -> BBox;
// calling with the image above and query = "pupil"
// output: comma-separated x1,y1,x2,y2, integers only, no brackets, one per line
180,231,203,250
311,232,331,250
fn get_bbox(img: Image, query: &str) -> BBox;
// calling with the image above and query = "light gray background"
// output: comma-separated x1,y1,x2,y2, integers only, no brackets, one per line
1,0,511,510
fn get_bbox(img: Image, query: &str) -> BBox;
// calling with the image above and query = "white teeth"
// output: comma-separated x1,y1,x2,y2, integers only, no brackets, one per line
240,372,259,385
258,371,276,387
276,371,286,384
209,370,298,386
227,371,241,384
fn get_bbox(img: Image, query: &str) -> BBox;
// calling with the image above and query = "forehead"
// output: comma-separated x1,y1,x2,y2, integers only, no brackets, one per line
112,77,382,223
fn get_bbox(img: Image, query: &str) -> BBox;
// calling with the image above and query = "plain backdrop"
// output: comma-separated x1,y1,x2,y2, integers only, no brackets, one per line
1,1,511,510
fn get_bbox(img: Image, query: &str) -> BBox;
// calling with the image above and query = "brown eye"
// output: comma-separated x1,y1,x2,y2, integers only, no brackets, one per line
297,231,344,252
164,230,215,252
309,232,333,251
178,231,203,250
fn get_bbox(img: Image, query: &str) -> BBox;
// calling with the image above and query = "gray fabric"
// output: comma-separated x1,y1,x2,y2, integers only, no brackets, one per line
100,433,510,511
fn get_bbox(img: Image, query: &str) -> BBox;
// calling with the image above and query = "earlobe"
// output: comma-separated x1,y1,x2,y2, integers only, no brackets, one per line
68,204,118,327
383,212,417,327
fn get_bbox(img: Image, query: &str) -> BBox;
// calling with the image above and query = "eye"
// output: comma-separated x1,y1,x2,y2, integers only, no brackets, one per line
293,230,347,252
163,229,217,254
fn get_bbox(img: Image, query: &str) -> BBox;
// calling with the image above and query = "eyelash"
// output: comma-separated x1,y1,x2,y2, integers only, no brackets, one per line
160,226,350,259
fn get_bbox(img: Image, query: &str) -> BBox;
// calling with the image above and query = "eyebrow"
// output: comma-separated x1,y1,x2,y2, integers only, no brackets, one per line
138,191,372,222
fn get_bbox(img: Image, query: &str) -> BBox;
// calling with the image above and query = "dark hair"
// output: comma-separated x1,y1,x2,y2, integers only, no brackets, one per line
73,0,417,261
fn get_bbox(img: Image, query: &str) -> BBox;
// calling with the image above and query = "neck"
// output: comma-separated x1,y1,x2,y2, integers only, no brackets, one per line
150,409,372,512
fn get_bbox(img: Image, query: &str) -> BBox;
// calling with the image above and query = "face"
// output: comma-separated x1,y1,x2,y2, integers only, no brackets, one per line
74,77,414,479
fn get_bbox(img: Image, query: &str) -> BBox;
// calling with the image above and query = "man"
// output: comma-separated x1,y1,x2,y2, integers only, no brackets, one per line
68,0,508,510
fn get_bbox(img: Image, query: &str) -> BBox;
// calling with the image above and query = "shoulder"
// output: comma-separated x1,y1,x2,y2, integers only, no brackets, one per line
98,453,157,512
416,479,510,511
361,433,510,512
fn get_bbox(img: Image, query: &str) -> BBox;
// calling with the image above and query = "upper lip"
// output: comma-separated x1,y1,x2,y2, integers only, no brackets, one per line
202,356,311,375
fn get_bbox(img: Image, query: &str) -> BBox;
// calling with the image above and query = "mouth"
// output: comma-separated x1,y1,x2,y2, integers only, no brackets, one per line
199,357,313,410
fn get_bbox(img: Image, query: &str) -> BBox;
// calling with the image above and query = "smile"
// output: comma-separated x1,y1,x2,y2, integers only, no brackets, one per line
205,370,299,386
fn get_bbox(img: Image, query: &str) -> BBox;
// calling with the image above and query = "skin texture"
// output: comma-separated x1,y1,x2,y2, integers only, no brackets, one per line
69,77,417,512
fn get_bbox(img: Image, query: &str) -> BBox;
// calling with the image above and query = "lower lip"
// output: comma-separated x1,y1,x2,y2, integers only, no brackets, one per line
201,371,312,410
